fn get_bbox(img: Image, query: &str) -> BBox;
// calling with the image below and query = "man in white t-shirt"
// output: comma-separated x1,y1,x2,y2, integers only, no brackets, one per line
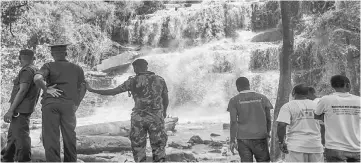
277,84,324,162
314,75,360,162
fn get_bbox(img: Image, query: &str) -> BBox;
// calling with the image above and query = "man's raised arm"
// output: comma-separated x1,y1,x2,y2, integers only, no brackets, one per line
86,78,132,96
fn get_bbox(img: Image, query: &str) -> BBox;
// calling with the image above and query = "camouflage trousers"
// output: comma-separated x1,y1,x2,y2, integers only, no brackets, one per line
130,109,168,162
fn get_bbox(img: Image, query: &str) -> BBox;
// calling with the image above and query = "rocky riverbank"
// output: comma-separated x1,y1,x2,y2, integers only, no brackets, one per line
1,117,242,162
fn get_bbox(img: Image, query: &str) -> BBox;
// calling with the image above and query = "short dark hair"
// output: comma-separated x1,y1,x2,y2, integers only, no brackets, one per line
19,49,34,57
308,86,316,94
292,84,309,96
236,77,250,88
331,75,350,88
132,59,148,67
19,49,34,60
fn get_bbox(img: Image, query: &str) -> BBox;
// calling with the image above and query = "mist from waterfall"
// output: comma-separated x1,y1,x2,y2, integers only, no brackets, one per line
83,30,279,124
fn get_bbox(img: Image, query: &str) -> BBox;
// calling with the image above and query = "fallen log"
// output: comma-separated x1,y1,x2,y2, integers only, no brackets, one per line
75,117,178,137
76,121,131,137
77,135,131,154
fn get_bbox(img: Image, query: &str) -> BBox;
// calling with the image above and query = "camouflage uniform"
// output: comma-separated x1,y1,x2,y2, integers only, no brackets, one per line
117,71,168,162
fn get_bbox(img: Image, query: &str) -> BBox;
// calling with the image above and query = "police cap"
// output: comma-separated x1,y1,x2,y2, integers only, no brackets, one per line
132,59,148,67
19,49,34,57
49,44,68,53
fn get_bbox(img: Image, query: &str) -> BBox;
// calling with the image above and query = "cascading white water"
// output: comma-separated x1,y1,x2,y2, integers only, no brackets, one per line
84,30,280,124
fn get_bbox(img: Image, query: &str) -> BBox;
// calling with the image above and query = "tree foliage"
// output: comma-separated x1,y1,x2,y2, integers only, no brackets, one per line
0,1,166,117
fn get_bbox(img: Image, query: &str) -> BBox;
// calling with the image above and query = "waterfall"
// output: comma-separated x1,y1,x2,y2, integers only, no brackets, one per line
85,30,279,124
124,2,250,48
83,1,281,124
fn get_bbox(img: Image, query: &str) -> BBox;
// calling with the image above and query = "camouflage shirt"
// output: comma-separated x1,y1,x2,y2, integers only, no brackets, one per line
117,71,168,112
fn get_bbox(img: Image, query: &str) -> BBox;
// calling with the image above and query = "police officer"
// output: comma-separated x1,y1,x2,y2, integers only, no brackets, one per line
1,49,40,162
86,59,169,162
33,44,87,162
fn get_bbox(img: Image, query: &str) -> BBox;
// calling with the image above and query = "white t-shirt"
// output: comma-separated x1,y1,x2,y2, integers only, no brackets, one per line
314,92,360,152
277,99,323,153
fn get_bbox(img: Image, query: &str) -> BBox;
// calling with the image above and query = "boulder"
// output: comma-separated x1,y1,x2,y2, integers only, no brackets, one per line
168,141,192,149
145,150,197,162
209,141,224,148
77,135,131,154
188,135,203,144
97,51,140,74
166,151,197,162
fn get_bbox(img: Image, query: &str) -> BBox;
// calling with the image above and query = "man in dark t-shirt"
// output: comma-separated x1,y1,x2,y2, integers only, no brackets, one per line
1,49,40,162
33,44,87,162
227,77,273,162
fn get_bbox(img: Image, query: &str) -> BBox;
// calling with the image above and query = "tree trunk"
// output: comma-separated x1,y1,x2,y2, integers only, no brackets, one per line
345,36,360,96
270,1,293,162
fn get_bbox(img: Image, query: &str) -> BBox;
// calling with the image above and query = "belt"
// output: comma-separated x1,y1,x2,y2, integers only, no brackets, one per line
12,112,31,117
13,112,20,117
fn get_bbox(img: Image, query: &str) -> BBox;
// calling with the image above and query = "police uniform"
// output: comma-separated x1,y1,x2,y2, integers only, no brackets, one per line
36,44,85,162
1,50,40,162
116,69,168,162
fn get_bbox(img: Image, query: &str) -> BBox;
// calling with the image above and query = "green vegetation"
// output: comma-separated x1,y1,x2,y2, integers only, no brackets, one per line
248,1,360,96
0,1,165,118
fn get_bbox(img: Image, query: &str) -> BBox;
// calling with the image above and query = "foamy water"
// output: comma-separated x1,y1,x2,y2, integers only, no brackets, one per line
83,30,279,124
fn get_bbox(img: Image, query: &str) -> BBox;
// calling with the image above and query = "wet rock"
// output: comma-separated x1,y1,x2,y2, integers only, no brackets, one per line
223,123,230,130
203,140,212,145
208,149,222,153
77,135,131,154
166,151,197,162
77,154,111,162
188,135,203,144
168,141,192,149
210,133,220,137
209,141,223,148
